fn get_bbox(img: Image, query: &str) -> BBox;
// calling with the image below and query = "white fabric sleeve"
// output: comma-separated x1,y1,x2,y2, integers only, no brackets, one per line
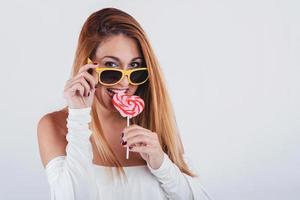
45,107,99,200
147,153,214,200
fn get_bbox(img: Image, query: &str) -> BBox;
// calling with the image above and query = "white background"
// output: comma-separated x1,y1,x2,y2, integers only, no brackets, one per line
0,0,299,199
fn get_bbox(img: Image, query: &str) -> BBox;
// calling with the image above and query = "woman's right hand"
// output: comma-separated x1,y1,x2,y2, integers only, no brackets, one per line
63,63,99,109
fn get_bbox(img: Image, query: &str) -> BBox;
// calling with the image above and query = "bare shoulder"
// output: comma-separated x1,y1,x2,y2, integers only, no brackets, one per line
37,107,69,168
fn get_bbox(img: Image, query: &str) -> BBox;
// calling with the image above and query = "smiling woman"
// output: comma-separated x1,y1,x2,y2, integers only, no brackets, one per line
37,7,213,200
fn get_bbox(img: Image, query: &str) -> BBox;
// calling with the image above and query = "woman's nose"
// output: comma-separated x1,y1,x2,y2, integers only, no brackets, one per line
118,74,130,86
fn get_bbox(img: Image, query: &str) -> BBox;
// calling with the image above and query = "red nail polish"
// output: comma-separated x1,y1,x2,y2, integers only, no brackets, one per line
122,141,127,145
129,146,133,150
93,62,98,65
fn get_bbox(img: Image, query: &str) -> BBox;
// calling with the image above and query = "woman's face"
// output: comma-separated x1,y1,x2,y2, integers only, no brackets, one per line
91,34,144,111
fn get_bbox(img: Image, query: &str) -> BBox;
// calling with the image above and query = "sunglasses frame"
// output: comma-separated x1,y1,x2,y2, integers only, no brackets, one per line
87,58,149,86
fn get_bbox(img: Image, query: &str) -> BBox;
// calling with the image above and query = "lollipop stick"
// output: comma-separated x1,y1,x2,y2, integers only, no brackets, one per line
126,116,130,159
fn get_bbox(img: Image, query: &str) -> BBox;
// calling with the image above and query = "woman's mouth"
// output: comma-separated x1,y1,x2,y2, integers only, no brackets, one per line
106,88,129,97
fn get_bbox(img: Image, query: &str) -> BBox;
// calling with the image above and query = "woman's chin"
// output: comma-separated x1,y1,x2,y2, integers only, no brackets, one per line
104,93,119,112
95,90,114,110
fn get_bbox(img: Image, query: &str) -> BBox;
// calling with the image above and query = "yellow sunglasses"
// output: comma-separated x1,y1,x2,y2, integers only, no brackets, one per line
87,58,149,86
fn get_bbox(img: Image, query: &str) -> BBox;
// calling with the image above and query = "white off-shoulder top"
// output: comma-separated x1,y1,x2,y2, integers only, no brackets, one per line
44,107,213,200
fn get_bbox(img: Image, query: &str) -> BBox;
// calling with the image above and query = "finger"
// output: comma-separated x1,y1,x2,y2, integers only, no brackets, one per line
78,63,99,74
68,77,91,96
73,71,97,89
67,72,96,96
74,70,96,82
64,80,83,93
136,142,146,147
64,63,98,89
64,74,87,90
123,128,156,141
129,145,152,154
123,134,155,148
123,124,143,133
68,82,85,97
123,125,152,136
64,78,75,90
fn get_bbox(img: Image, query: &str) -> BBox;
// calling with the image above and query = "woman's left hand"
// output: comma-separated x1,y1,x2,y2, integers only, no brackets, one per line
121,124,164,169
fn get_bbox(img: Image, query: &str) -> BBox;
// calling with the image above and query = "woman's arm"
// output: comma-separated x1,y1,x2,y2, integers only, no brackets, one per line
37,107,98,200
147,153,214,200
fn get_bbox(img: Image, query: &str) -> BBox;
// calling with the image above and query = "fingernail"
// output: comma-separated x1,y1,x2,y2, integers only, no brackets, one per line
121,132,124,138
129,146,133,150
122,141,127,145
93,62,98,65
88,92,90,96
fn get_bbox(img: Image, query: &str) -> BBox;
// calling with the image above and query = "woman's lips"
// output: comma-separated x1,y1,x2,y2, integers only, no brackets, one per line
106,88,128,97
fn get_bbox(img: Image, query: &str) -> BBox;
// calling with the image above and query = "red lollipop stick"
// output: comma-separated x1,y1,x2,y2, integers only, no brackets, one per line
112,92,145,159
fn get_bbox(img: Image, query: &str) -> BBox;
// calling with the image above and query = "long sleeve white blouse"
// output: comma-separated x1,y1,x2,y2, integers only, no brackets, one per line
44,107,213,200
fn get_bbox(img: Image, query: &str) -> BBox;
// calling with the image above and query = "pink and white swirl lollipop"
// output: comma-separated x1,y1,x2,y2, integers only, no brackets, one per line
112,92,145,159
112,92,145,118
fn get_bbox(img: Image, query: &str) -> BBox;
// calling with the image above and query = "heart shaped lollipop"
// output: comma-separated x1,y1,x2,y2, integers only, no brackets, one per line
112,92,145,118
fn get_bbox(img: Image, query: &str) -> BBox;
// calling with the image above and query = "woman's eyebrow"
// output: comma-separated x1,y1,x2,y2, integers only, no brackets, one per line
100,56,143,62
131,57,143,61
100,56,120,62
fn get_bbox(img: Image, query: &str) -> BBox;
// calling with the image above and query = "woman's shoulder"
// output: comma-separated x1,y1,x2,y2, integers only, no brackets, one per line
39,106,69,136
37,106,69,167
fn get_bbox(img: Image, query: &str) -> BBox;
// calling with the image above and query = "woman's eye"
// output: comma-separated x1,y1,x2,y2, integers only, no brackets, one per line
130,62,141,68
105,61,118,67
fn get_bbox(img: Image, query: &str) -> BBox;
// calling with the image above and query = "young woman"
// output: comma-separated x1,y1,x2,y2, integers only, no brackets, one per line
37,7,212,200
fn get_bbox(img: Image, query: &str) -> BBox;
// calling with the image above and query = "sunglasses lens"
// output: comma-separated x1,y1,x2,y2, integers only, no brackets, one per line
130,69,148,84
100,70,122,84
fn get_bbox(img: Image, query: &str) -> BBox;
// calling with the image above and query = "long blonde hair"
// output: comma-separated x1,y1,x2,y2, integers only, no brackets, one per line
68,7,197,179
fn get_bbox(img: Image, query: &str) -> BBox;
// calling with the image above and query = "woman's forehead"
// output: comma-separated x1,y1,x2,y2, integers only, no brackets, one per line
94,34,142,62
